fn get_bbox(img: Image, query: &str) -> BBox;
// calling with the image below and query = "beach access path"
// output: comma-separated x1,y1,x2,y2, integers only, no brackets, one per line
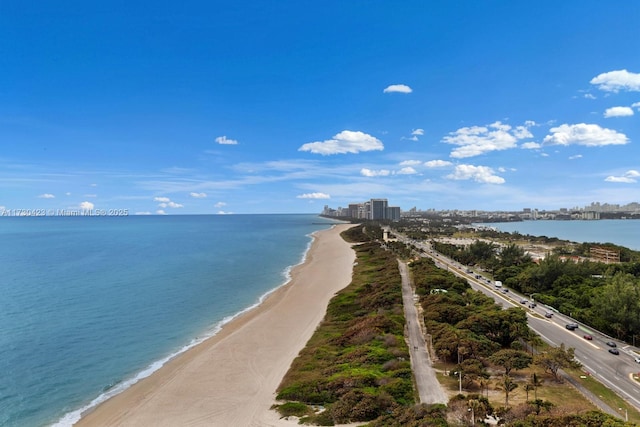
398,261,448,405
75,223,357,427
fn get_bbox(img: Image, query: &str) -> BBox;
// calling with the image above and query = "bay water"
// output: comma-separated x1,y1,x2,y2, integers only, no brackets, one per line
0,214,338,427
481,219,640,251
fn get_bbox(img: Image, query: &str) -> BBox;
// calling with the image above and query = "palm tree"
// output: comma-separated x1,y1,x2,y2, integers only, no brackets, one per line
529,372,544,400
498,375,518,408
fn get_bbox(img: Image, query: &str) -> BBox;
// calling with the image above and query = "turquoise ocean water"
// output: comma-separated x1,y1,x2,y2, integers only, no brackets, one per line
481,219,640,251
0,214,339,427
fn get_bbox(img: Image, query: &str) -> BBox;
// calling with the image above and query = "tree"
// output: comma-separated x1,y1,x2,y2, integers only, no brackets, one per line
497,374,518,408
534,344,580,382
489,349,533,376
528,372,544,400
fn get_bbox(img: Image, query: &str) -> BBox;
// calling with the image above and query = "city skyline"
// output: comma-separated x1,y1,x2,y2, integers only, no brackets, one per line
1,2,639,215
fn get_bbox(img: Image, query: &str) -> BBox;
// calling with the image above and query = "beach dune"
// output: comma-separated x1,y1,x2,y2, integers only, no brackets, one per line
76,223,356,426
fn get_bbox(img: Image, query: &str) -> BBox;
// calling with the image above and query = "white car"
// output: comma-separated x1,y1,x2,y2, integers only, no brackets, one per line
634,356,640,363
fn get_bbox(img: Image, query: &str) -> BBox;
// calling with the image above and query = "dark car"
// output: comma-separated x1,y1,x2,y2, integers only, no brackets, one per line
609,348,620,355
565,323,578,330
606,341,617,348
583,334,593,340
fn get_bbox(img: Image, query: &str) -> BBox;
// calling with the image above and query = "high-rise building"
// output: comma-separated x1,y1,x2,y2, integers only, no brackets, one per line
370,198,388,220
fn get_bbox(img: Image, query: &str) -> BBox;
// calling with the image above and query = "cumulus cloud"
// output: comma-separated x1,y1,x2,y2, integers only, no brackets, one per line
446,164,505,184
297,192,330,199
605,170,640,183
590,69,640,92
361,168,391,177
633,102,640,110
299,130,384,155
521,142,542,149
442,121,535,158
543,123,628,146
412,128,424,136
155,196,183,208
399,160,422,166
214,201,226,208
424,160,453,168
79,201,94,210
38,193,55,199
156,209,167,215
383,84,413,94
604,106,634,118
189,192,207,198
397,167,417,175
215,135,239,145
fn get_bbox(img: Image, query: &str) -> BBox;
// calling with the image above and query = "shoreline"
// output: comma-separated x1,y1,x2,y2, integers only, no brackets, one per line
74,222,357,426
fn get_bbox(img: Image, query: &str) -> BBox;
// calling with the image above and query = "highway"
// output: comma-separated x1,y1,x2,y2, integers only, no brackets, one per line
404,237,640,413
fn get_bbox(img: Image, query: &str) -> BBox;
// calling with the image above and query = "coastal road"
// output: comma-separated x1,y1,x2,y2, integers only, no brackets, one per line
407,239,640,417
398,260,448,404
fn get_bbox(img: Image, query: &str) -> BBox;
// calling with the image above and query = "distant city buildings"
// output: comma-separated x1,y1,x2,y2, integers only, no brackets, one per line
322,198,401,221
322,199,640,222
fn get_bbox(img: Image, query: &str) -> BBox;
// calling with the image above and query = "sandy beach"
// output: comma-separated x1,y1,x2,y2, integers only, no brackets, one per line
75,223,356,427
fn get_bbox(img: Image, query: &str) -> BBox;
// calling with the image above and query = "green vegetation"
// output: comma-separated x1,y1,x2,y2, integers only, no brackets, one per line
274,227,413,425
274,221,636,425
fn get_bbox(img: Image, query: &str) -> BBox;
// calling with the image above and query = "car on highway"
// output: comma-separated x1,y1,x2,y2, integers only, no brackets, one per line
634,356,640,363
520,298,528,304
583,334,593,340
565,323,578,330
544,312,553,318
606,341,617,348
609,348,620,355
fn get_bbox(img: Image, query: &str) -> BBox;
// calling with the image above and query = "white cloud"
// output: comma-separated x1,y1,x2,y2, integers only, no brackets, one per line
154,196,182,208
604,106,634,118
442,121,534,158
521,142,542,149
297,192,330,199
633,102,640,109
65,192,71,196
383,84,413,94
397,167,417,175
605,170,640,183
189,192,207,198
590,69,640,92
215,135,239,145
424,160,453,168
38,193,55,199
214,202,226,208
360,168,391,177
543,123,629,146
399,160,422,166
79,201,94,210
568,154,583,160
584,93,597,99
156,209,167,215
299,130,384,155
135,211,152,215
446,164,505,184
412,128,424,136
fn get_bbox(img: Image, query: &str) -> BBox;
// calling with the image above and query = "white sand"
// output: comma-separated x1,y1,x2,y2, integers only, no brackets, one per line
75,223,357,426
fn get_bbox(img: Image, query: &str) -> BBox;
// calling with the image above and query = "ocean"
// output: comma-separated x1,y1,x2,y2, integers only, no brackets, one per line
0,214,339,427
481,219,640,251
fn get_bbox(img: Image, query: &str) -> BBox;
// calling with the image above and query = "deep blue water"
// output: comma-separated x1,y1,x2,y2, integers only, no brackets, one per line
481,219,640,251
0,214,338,427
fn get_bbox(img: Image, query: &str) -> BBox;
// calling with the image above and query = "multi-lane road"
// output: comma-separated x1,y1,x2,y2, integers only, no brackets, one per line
405,238,640,413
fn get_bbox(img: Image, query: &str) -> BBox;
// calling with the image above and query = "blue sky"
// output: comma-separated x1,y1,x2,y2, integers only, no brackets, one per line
1,1,640,215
